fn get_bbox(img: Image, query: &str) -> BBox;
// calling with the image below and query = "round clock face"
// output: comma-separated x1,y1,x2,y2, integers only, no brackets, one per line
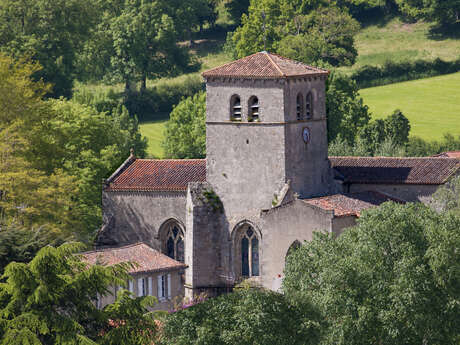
302,127,310,143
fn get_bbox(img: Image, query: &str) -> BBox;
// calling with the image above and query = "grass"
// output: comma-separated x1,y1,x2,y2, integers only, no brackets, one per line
139,117,168,158
342,18,460,72
359,72,460,141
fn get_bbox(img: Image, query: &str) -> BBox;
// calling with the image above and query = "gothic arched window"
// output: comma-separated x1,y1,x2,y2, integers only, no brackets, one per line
296,93,303,120
230,95,242,120
305,92,313,118
248,96,259,122
240,226,259,277
163,223,184,263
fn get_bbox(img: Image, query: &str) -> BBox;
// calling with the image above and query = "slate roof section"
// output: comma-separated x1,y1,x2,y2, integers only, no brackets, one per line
81,242,186,274
105,159,206,192
202,51,329,79
330,156,460,185
303,191,403,217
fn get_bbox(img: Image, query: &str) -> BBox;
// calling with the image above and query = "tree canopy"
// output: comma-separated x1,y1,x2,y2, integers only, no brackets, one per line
0,243,159,345
283,202,460,345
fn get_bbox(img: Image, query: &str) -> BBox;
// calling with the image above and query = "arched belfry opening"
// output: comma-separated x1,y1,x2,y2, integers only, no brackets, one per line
230,94,242,120
159,219,185,263
296,93,303,120
305,92,313,118
248,96,259,121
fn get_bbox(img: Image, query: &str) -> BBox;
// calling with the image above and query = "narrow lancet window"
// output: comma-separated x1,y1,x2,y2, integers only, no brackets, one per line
296,93,303,120
231,95,242,120
306,92,313,118
248,96,259,121
240,226,259,277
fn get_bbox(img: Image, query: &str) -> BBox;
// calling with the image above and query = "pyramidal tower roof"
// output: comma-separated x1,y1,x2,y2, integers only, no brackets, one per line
202,51,329,79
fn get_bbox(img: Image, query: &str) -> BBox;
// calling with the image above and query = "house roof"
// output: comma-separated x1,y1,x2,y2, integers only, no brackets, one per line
81,242,186,274
105,158,206,192
330,156,460,185
202,51,329,79
303,191,403,217
433,151,460,158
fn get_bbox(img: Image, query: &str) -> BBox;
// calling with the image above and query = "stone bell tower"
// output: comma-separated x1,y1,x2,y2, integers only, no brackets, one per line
202,52,332,216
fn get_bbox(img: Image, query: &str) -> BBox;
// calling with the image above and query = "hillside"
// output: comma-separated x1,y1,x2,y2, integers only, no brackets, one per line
360,72,460,141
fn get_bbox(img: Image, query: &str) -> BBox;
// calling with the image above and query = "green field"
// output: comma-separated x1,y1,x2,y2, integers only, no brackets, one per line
360,72,460,140
139,118,168,158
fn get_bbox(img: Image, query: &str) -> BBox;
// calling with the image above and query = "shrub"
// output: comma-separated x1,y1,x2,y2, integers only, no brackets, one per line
352,57,460,88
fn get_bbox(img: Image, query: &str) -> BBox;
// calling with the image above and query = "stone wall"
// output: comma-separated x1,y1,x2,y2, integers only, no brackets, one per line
96,190,186,249
347,183,440,204
259,199,333,290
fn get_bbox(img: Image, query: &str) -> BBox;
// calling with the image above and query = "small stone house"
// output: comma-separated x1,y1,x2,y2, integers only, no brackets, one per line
82,242,186,310
95,52,460,297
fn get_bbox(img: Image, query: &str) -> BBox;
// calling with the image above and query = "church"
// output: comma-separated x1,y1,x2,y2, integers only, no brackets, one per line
95,52,460,299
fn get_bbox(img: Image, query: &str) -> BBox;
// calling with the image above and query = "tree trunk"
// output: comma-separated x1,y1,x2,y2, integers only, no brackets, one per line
140,74,147,94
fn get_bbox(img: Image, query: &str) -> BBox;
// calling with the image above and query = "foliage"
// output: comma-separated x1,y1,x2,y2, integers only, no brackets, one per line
36,99,147,239
433,175,460,216
351,57,460,88
0,225,59,276
278,7,360,66
231,0,360,67
0,243,159,345
395,0,460,27
0,0,98,98
326,71,370,144
163,92,206,159
0,53,146,240
98,290,159,345
225,0,250,25
283,202,460,345
161,286,321,345
406,134,460,156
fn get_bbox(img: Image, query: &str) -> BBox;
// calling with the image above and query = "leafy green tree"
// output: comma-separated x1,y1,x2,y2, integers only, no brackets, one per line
432,175,460,215
163,92,206,159
86,0,195,93
161,286,321,345
0,243,158,344
395,0,460,27
284,202,460,345
231,0,359,66
278,7,360,66
225,0,250,25
0,0,98,97
384,109,410,147
326,71,370,144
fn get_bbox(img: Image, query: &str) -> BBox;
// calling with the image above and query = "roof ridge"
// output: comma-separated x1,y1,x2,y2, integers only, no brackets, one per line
135,158,206,162
268,52,329,73
265,52,285,77
79,242,148,255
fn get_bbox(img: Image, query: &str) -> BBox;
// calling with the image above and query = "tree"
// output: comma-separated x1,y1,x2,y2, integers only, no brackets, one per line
163,92,206,159
284,202,460,345
0,53,146,240
0,243,159,344
230,0,360,66
225,0,250,25
432,175,460,215
88,0,195,94
384,109,410,147
326,71,370,144
161,285,321,345
395,0,460,27
277,7,360,66
0,0,98,97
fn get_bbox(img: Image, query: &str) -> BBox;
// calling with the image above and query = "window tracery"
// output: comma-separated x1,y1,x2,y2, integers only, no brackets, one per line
163,223,184,263
239,225,259,277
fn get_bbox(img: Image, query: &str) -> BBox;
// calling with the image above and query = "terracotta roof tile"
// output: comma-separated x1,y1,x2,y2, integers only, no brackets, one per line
330,156,459,185
105,159,206,192
202,52,329,79
303,191,403,217
433,151,460,158
81,243,186,274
